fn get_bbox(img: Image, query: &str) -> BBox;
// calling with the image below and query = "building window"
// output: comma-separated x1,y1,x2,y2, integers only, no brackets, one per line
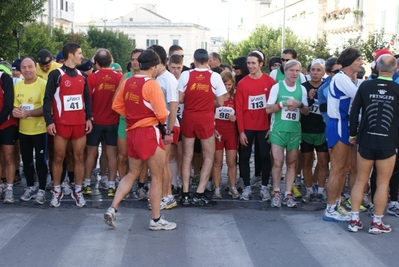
146,39,158,47
132,39,136,47
60,0,64,10
129,18,133,22
201,41,208,50
172,39,179,45
66,1,68,12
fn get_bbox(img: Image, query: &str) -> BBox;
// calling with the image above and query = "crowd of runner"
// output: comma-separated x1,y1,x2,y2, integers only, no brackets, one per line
1,42,399,234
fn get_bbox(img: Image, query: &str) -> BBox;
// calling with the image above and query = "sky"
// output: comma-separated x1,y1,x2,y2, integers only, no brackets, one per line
73,0,251,41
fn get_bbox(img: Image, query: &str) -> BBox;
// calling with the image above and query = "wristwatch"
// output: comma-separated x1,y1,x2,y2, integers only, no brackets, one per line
165,129,174,135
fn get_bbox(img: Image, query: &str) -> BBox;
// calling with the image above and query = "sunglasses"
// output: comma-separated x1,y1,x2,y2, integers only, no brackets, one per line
281,58,291,62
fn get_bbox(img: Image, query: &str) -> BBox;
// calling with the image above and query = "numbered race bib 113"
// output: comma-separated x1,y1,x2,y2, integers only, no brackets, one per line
248,94,266,110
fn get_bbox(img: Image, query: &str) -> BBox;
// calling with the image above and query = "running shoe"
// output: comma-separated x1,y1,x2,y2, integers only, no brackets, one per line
315,192,327,203
14,174,22,184
212,188,222,199
282,194,297,208
158,197,178,210
240,186,252,200
291,185,302,198
50,189,63,207
228,187,240,199
180,194,191,207
250,175,262,188
82,185,92,195
368,221,392,234
71,190,86,207
33,190,46,205
3,189,14,204
259,186,271,202
62,181,72,196
271,191,281,208
205,181,214,192
301,191,313,203
322,207,350,222
136,187,148,201
387,203,399,218
45,181,54,191
108,187,116,197
20,188,36,201
236,177,245,191
348,219,363,232
149,215,177,231
191,174,200,185
369,204,375,218
191,193,217,206
104,207,117,228
99,179,109,190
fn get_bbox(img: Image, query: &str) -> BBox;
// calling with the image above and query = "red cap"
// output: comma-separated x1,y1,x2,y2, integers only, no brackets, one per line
374,48,392,62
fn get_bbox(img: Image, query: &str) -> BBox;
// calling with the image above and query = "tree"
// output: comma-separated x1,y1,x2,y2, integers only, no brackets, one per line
220,25,318,72
0,0,46,60
87,26,134,71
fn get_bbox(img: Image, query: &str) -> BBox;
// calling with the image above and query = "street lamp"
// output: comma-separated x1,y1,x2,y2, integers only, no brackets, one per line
282,0,286,51
103,0,113,29
12,23,24,59
221,0,230,42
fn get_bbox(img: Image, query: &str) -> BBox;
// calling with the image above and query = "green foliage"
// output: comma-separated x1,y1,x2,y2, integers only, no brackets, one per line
0,0,46,60
340,29,390,62
87,26,134,71
220,26,332,73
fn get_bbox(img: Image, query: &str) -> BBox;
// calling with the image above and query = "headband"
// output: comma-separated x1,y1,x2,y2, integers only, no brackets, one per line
341,52,361,68
37,57,53,65
139,59,160,69
251,50,264,60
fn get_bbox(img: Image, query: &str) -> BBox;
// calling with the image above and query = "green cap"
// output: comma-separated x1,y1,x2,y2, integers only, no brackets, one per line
111,63,122,71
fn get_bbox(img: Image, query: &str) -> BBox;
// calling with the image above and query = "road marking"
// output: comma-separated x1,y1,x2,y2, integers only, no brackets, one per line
0,213,36,251
59,213,134,266
283,214,386,267
185,214,254,267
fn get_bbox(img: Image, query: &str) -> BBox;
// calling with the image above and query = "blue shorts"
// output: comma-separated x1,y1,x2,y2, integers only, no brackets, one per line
326,118,350,148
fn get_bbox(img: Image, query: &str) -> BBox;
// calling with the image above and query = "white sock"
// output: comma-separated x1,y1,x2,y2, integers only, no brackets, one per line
350,211,359,221
54,185,61,192
168,194,174,201
327,204,336,213
373,215,383,224
7,184,13,190
318,187,324,194
75,185,82,192
101,175,108,182
284,191,291,197
108,181,115,188
261,185,267,190
29,186,36,191
306,187,313,194
84,178,91,186
274,187,280,193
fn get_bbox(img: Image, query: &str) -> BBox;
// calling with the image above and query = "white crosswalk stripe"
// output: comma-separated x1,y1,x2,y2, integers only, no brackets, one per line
0,213,36,251
282,214,386,267
59,213,134,266
185,214,254,267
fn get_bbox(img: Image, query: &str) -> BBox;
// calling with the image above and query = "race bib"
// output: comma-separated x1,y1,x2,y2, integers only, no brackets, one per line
309,99,320,115
177,103,184,118
248,94,266,110
215,106,235,120
281,107,300,121
20,104,34,118
63,94,83,111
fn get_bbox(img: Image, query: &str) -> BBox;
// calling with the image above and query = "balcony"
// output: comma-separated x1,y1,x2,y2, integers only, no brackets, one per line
323,9,363,34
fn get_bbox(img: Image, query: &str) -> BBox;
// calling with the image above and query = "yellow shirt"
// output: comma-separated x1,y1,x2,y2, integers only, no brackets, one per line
14,78,47,135
36,61,62,81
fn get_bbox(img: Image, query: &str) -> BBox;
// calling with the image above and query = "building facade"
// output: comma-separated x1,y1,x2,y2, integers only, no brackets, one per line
75,5,210,66
38,0,75,32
